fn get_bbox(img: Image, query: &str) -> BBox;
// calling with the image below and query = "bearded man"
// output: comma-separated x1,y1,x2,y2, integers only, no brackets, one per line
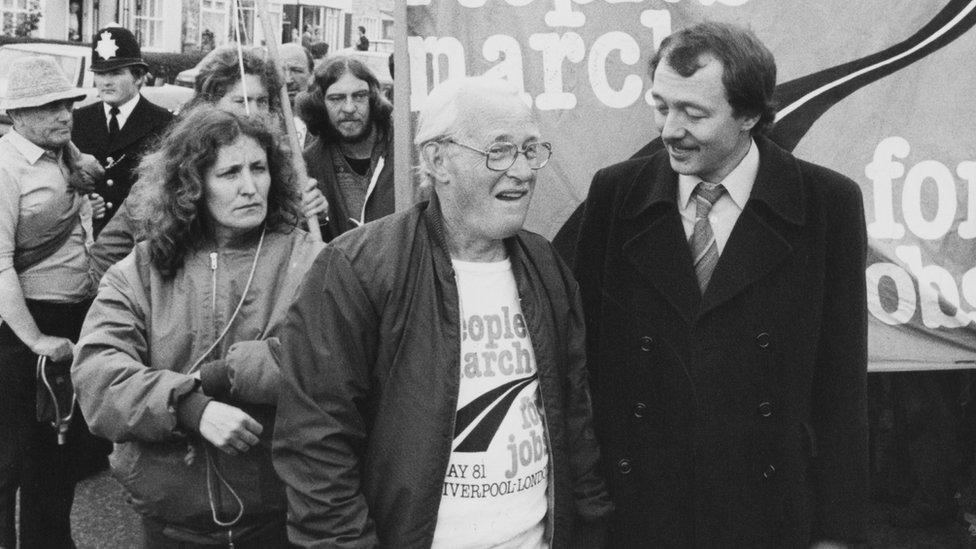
296,55,393,240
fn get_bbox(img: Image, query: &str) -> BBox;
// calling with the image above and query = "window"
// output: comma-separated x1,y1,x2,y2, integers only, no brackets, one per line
359,16,379,43
68,0,83,42
200,0,229,48
133,0,164,49
1,0,36,37
200,0,278,48
322,7,341,50
231,0,255,45
382,19,393,41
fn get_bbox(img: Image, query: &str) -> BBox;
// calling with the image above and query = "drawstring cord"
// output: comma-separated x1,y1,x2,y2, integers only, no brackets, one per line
182,227,267,542
205,444,245,530
188,227,266,375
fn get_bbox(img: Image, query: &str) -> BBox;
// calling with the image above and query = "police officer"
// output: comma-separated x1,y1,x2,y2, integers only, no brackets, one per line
72,25,173,235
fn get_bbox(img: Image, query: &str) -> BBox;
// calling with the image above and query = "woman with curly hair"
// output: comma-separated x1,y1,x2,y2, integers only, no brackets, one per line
71,107,323,548
91,46,326,281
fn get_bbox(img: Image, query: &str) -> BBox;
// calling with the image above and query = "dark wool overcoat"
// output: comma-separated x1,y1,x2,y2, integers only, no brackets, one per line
575,136,869,548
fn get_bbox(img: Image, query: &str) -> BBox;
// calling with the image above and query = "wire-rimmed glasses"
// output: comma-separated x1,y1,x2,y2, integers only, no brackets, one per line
446,140,553,171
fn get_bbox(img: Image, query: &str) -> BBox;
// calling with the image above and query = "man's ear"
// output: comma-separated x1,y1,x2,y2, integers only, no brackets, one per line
740,112,761,134
422,141,452,184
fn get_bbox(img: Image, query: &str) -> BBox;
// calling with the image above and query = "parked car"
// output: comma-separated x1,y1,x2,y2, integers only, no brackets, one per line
0,42,193,135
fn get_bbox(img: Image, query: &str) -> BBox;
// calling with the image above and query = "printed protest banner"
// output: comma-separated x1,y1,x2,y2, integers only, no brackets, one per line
403,0,976,370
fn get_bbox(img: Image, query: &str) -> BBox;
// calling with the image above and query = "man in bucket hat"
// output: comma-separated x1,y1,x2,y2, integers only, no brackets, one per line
0,56,98,549
73,25,174,235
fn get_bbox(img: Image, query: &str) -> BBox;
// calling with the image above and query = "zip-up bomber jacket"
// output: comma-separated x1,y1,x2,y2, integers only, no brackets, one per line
273,198,612,548
72,227,322,529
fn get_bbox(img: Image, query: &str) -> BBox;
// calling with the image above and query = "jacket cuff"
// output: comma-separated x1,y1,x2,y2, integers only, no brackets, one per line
176,391,212,434
199,359,231,398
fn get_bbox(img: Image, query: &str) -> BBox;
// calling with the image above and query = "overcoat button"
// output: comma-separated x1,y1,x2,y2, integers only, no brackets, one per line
633,402,647,418
758,401,773,417
756,332,770,349
106,179,114,187
763,464,776,479
639,336,653,352
618,458,633,475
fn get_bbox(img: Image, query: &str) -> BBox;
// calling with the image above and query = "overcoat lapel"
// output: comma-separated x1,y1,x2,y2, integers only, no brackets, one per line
615,137,807,323
700,137,807,315
84,106,111,153
700,205,792,314
620,155,701,325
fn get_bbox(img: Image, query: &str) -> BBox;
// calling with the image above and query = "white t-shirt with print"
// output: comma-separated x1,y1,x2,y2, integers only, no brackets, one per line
431,258,550,549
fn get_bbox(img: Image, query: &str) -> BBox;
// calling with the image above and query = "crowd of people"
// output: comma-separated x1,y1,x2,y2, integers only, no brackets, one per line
0,20,883,549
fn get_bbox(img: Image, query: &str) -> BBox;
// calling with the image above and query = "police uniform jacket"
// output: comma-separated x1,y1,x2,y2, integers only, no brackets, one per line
72,95,173,234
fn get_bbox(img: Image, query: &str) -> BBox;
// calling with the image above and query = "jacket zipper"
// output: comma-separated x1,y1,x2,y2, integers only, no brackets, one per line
509,247,556,545
445,267,461,477
210,252,218,348
526,290,556,546
358,156,384,225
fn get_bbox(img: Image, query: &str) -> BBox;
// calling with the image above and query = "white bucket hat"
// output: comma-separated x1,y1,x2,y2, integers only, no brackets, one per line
1,55,87,110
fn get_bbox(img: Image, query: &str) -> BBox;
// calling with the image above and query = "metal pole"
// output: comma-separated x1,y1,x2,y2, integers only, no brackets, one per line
254,0,324,242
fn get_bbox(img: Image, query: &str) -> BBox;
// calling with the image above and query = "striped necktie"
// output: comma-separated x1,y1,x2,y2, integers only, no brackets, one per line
689,181,726,292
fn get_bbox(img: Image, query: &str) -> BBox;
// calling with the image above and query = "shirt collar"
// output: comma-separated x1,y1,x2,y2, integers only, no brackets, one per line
8,129,50,165
678,138,759,210
103,93,142,129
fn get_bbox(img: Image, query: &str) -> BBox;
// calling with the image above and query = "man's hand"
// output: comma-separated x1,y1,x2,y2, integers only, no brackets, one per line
88,193,107,219
30,335,75,363
302,178,329,220
198,401,263,455
67,153,105,194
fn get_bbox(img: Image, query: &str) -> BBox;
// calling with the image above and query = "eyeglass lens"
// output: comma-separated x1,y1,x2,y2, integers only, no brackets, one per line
486,142,552,170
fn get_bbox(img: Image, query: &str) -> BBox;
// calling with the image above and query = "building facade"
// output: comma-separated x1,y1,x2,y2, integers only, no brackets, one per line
351,0,392,53
1,0,391,55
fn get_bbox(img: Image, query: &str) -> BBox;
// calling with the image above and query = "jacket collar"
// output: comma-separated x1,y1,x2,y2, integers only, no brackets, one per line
102,93,142,130
748,135,806,226
423,192,527,271
618,135,806,324
106,96,160,152
618,135,806,226
7,129,50,164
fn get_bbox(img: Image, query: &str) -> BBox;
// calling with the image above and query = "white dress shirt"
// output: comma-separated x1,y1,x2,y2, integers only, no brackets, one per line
102,93,141,132
678,139,759,255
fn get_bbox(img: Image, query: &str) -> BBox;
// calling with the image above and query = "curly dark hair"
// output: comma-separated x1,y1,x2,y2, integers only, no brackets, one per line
650,21,777,136
183,46,282,113
295,54,392,141
134,106,302,277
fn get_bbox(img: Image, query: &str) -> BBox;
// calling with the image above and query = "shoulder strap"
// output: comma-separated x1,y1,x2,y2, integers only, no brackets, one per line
14,214,77,272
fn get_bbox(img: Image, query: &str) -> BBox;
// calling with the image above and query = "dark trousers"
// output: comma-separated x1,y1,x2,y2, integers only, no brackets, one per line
0,299,91,549
141,515,291,549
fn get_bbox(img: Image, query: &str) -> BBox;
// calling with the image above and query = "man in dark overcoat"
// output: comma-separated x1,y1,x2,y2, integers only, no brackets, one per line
575,22,868,548
73,25,173,235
